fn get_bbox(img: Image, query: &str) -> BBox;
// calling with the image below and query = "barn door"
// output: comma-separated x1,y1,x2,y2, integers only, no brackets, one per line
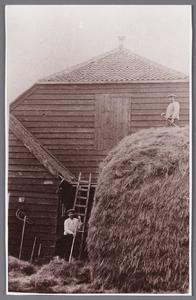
94,94,131,150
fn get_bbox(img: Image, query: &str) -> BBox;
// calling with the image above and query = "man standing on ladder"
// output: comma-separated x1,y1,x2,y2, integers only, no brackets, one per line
161,94,180,127
63,209,82,261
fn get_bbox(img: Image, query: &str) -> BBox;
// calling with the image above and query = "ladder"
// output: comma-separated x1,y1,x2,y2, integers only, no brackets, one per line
73,172,92,258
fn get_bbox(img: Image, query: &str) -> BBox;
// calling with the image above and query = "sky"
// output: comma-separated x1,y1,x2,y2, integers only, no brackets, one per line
6,5,191,105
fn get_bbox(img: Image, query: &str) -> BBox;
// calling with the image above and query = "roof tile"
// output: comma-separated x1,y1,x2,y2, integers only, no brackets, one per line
39,48,188,83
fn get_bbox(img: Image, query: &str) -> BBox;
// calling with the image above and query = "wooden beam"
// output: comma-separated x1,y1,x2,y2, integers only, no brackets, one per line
9,114,76,183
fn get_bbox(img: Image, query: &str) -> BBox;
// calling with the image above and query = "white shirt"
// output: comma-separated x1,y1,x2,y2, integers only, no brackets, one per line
64,218,82,235
166,101,180,120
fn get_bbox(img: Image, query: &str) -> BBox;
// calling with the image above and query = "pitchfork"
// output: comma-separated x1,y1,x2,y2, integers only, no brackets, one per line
16,209,33,260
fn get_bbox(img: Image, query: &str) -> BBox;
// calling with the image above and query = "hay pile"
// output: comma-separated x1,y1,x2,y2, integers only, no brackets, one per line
8,256,117,293
87,127,189,293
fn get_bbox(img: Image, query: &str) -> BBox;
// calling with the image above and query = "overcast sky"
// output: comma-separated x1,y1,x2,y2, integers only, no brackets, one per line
6,5,191,105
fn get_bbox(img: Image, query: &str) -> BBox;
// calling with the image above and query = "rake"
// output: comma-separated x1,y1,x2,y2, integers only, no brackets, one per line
16,209,33,260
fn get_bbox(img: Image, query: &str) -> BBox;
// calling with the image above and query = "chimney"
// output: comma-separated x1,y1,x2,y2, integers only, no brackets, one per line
118,36,125,50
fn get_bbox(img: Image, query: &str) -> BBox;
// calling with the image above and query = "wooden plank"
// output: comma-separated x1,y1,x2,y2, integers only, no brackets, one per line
131,120,189,126
8,230,56,241
8,216,57,226
132,109,189,115
9,158,46,165
9,202,57,211
8,189,58,199
14,105,94,111
132,115,189,121
23,99,95,105
46,144,94,150
9,165,51,172
8,184,59,193
16,115,94,122
9,209,57,219
56,155,107,161
38,83,189,91
29,133,94,139
27,93,94,99
9,151,105,159
132,103,189,109
8,171,55,179
29,127,94,133
14,88,189,97
9,146,30,153
8,177,58,185
131,98,189,103
8,237,56,247
12,110,94,116
36,139,94,145
9,159,100,168
68,166,99,173
8,223,56,233
9,196,58,205
35,86,189,94
38,81,188,88
19,121,94,128
50,149,108,156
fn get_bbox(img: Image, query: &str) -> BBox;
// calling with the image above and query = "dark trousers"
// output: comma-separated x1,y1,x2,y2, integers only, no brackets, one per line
62,234,79,260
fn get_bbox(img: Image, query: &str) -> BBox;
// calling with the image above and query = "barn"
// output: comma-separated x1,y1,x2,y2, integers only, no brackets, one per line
8,37,189,260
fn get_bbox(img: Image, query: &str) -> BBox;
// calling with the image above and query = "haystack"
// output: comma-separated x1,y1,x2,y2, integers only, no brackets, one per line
87,127,189,293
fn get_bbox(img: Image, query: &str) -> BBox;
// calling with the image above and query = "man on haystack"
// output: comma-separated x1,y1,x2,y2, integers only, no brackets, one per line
161,94,180,127
63,209,82,260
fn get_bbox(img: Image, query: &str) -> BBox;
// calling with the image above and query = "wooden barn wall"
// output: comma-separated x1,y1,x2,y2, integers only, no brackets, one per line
10,82,189,184
8,132,60,259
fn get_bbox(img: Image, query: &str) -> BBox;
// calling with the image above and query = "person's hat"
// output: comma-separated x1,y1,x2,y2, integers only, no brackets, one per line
67,209,75,214
167,94,177,98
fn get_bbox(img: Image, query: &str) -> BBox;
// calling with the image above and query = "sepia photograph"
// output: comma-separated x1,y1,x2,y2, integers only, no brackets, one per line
6,5,191,295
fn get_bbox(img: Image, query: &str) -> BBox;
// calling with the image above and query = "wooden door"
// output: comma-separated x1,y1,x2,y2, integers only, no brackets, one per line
94,94,131,150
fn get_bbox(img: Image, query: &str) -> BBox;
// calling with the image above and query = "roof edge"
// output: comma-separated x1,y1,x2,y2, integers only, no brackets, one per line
37,79,189,85
10,84,40,112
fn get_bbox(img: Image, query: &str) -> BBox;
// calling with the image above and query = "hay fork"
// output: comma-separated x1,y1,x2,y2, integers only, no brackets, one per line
16,209,33,260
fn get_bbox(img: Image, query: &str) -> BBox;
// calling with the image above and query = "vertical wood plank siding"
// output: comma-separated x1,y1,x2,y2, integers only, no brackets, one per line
10,82,189,184
8,133,60,259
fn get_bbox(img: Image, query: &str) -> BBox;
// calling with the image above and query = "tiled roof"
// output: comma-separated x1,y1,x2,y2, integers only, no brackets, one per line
39,48,188,83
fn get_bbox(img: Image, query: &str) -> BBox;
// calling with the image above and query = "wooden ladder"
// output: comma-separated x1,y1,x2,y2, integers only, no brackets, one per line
73,172,92,259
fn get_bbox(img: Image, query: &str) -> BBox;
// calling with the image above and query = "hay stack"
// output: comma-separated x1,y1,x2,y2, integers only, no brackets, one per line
87,127,189,293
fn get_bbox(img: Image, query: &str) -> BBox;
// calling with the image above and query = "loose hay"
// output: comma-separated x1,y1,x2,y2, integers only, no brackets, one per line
87,127,189,294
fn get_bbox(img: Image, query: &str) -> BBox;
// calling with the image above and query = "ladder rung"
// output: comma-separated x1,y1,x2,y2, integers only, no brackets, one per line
78,230,85,233
77,196,87,200
79,180,89,184
78,188,88,192
75,204,86,208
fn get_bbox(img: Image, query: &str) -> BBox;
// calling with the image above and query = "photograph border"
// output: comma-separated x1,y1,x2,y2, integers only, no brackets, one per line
1,1,195,299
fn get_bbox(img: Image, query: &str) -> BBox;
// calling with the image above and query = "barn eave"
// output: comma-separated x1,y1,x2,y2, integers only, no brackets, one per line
37,78,189,85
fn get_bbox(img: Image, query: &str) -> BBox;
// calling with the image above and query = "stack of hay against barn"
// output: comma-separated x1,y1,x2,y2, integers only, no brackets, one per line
87,127,189,293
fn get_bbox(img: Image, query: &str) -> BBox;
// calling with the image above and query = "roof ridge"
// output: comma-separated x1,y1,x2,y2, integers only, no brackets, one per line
38,47,120,83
